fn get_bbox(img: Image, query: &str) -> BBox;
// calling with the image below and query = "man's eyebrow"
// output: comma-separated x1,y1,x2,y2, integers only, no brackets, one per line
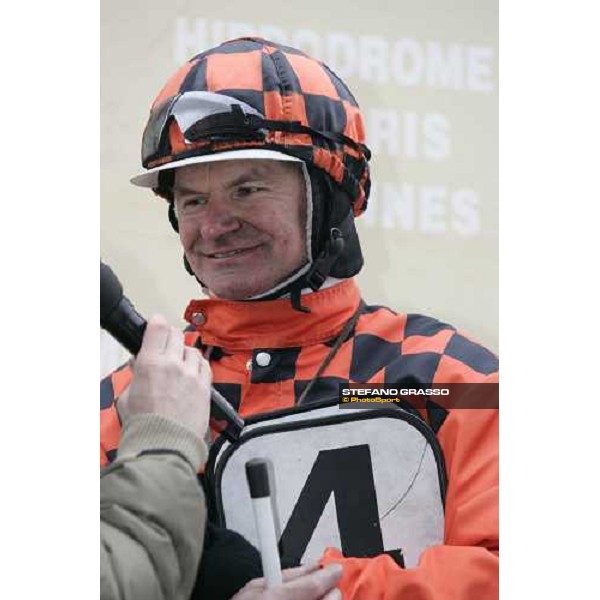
173,184,206,197
225,168,273,188
173,166,276,196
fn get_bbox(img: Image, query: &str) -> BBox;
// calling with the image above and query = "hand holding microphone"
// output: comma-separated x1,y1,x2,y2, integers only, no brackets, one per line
117,315,211,437
100,261,244,441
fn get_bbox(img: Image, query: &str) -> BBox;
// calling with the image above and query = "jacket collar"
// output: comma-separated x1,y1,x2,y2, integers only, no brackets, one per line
184,278,361,350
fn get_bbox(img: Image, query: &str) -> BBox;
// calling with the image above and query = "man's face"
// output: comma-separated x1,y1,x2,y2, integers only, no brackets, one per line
173,159,307,299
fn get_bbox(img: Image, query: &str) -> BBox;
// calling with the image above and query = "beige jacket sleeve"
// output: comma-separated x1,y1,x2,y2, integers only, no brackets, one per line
100,414,207,600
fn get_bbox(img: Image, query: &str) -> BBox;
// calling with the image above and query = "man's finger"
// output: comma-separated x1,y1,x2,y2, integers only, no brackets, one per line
243,563,321,590
281,563,320,582
320,588,342,600
114,387,130,420
164,325,184,358
183,345,201,370
276,564,343,600
198,355,213,386
137,315,169,358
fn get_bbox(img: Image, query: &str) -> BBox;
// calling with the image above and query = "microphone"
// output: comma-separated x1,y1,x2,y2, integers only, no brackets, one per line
100,260,244,441
100,262,147,355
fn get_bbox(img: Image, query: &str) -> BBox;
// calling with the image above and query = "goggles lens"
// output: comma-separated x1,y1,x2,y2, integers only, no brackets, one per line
141,91,266,166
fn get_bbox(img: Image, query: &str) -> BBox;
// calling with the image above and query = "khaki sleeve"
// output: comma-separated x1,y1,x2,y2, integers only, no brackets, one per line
100,416,207,600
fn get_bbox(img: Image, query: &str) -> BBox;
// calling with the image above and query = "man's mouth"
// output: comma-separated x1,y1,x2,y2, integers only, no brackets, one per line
202,244,263,259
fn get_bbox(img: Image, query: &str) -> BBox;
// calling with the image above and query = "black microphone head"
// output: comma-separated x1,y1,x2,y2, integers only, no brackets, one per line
100,261,124,325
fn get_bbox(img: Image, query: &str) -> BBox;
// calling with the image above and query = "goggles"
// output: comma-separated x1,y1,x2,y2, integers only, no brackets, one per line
141,91,371,168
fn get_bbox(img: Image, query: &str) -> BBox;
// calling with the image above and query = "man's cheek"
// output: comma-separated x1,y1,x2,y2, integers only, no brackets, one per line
179,229,195,252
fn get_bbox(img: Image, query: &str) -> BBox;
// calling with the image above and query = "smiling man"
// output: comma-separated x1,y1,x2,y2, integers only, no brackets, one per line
101,37,498,600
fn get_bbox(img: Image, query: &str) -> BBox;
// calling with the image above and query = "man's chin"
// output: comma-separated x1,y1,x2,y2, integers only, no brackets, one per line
196,262,309,300
204,279,273,301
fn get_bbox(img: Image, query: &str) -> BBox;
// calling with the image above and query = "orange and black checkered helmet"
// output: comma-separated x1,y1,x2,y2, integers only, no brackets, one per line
132,37,371,216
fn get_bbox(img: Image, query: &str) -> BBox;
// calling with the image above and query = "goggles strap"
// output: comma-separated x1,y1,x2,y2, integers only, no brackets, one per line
182,110,369,159
184,106,266,143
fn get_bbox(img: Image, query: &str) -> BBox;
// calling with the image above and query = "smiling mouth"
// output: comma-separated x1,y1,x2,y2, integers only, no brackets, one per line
203,244,263,259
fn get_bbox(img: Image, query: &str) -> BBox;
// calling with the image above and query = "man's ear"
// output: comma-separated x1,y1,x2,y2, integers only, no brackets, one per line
168,202,179,233
183,254,195,276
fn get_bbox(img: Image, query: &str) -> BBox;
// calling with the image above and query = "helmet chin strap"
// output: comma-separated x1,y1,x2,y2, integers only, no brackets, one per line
286,227,346,312
249,225,347,312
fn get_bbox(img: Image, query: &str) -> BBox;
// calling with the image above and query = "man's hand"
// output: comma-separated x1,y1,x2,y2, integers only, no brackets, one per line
231,564,343,600
117,314,212,436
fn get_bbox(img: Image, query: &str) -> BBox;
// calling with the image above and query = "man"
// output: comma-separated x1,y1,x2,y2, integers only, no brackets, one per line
101,37,498,599
101,315,343,600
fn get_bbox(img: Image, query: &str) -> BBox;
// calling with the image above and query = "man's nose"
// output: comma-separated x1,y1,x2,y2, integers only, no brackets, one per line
199,202,242,240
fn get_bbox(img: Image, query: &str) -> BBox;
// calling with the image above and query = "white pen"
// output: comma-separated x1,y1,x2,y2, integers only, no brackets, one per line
245,458,283,588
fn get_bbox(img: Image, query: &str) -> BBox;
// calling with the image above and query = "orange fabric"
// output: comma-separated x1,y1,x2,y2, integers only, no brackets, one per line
293,338,354,381
313,147,345,184
100,406,121,467
168,119,191,156
433,354,487,384
184,278,361,350
284,52,339,99
263,91,310,125
342,101,367,150
291,344,328,381
320,545,498,600
267,130,314,147
210,353,249,386
354,308,406,342
206,50,263,91
319,409,499,600
239,380,296,417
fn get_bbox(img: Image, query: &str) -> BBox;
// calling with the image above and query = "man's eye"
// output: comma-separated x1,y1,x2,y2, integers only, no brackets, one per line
236,185,263,197
183,197,207,208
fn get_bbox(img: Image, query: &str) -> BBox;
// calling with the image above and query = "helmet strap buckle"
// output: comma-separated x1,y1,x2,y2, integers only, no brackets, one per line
305,227,345,291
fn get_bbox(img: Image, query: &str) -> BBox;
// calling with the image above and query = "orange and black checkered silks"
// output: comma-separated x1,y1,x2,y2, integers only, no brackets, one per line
100,279,498,465
144,37,371,216
99,281,499,600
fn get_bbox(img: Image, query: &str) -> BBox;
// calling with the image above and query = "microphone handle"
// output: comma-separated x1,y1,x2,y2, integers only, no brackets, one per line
211,388,244,441
102,298,147,355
